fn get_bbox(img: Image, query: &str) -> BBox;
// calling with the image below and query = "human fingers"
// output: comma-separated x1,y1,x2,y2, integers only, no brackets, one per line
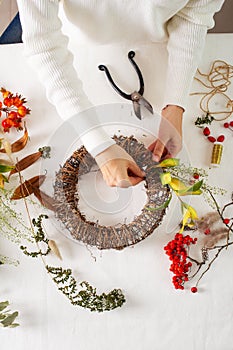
151,139,166,162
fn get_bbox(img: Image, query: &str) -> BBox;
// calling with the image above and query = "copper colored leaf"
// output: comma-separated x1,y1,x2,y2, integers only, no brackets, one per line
9,151,42,178
11,175,46,200
0,127,28,153
48,240,62,260
33,188,57,212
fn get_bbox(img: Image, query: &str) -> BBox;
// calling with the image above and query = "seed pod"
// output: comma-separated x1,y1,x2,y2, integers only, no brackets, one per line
8,151,42,178
11,174,46,200
48,240,62,260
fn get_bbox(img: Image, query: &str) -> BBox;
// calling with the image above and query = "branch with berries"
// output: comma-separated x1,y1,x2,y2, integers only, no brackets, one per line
0,87,30,132
164,186,232,293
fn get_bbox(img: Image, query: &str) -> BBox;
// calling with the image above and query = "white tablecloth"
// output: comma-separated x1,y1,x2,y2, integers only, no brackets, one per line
0,33,233,350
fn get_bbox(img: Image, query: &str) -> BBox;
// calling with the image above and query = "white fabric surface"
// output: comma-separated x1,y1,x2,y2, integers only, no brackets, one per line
0,34,233,350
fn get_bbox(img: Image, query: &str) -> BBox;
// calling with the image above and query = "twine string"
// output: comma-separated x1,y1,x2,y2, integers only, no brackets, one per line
191,60,233,121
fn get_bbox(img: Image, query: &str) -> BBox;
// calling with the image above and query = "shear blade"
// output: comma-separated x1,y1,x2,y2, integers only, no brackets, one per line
140,97,154,115
133,101,142,119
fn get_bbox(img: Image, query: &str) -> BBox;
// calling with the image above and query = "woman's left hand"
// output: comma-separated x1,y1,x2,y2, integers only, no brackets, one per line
148,105,183,162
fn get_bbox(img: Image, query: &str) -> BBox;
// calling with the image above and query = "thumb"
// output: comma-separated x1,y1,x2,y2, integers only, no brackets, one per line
128,162,146,178
152,139,165,162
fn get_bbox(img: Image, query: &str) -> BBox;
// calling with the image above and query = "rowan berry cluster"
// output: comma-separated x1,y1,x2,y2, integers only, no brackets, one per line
164,233,197,290
0,87,30,132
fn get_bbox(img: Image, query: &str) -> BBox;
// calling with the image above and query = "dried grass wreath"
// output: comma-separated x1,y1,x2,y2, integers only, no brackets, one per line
54,135,170,250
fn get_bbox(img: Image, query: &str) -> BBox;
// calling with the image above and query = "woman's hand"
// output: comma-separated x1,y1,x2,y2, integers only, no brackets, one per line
95,144,146,188
148,105,183,161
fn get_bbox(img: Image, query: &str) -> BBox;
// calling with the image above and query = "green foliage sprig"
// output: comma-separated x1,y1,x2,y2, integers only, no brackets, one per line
20,214,51,258
46,266,126,312
0,301,19,328
194,113,214,127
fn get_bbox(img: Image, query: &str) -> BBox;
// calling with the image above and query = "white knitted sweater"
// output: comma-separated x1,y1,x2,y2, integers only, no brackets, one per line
16,0,224,156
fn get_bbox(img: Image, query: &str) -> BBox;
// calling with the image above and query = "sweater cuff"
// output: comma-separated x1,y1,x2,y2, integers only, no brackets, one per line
67,108,116,158
80,128,116,158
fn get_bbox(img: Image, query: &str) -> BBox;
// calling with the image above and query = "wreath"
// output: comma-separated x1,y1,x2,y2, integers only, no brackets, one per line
54,135,170,250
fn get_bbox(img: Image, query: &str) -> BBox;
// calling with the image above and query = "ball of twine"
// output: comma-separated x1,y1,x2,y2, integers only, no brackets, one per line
54,135,170,250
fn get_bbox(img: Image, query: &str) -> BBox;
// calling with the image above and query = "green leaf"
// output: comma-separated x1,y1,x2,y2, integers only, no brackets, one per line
156,158,180,168
160,172,171,185
146,195,172,211
1,312,18,327
9,323,19,328
0,164,15,173
0,301,9,312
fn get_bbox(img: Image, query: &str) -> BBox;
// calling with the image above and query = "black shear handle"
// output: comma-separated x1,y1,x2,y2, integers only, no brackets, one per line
98,50,144,100
128,51,144,96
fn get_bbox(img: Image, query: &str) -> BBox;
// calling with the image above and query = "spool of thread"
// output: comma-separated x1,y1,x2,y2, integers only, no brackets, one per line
211,142,223,167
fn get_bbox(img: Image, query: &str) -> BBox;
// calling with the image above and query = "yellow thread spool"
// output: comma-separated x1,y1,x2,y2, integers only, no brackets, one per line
211,142,223,167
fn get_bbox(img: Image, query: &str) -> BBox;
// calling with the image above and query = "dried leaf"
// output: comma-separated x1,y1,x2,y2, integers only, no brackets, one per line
0,127,28,153
48,240,62,260
8,151,42,178
11,175,46,200
33,188,57,211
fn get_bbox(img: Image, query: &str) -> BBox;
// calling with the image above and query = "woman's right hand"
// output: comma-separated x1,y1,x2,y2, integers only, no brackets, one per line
95,144,146,188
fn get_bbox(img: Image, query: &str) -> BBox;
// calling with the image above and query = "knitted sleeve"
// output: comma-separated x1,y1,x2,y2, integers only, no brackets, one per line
163,0,225,110
16,0,115,157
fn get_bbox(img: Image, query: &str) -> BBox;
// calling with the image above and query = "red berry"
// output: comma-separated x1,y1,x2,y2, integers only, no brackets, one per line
203,127,210,136
191,287,198,293
193,173,199,180
0,101,2,109
207,136,216,143
17,105,27,117
204,228,211,235
217,135,225,142
1,118,11,128
13,96,23,107
3,97,13,107
223,218,230,225
230,121,233,127
8,111,18,120
224,122,229,128
1,118,11,132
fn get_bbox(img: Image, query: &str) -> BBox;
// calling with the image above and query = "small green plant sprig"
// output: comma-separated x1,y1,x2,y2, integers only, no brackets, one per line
194,113,214,127
0,189,33,244
166,162,226,209
46,266,126,312
20,214,51,258
21,214,126,312
0,301,19,328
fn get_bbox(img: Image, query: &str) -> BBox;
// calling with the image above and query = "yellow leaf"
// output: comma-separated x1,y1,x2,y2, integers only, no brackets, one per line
156,158,180,168
160,172,172,185
178,189,202,196
0,174,4,189
182,203,198,220
169,177,188,192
